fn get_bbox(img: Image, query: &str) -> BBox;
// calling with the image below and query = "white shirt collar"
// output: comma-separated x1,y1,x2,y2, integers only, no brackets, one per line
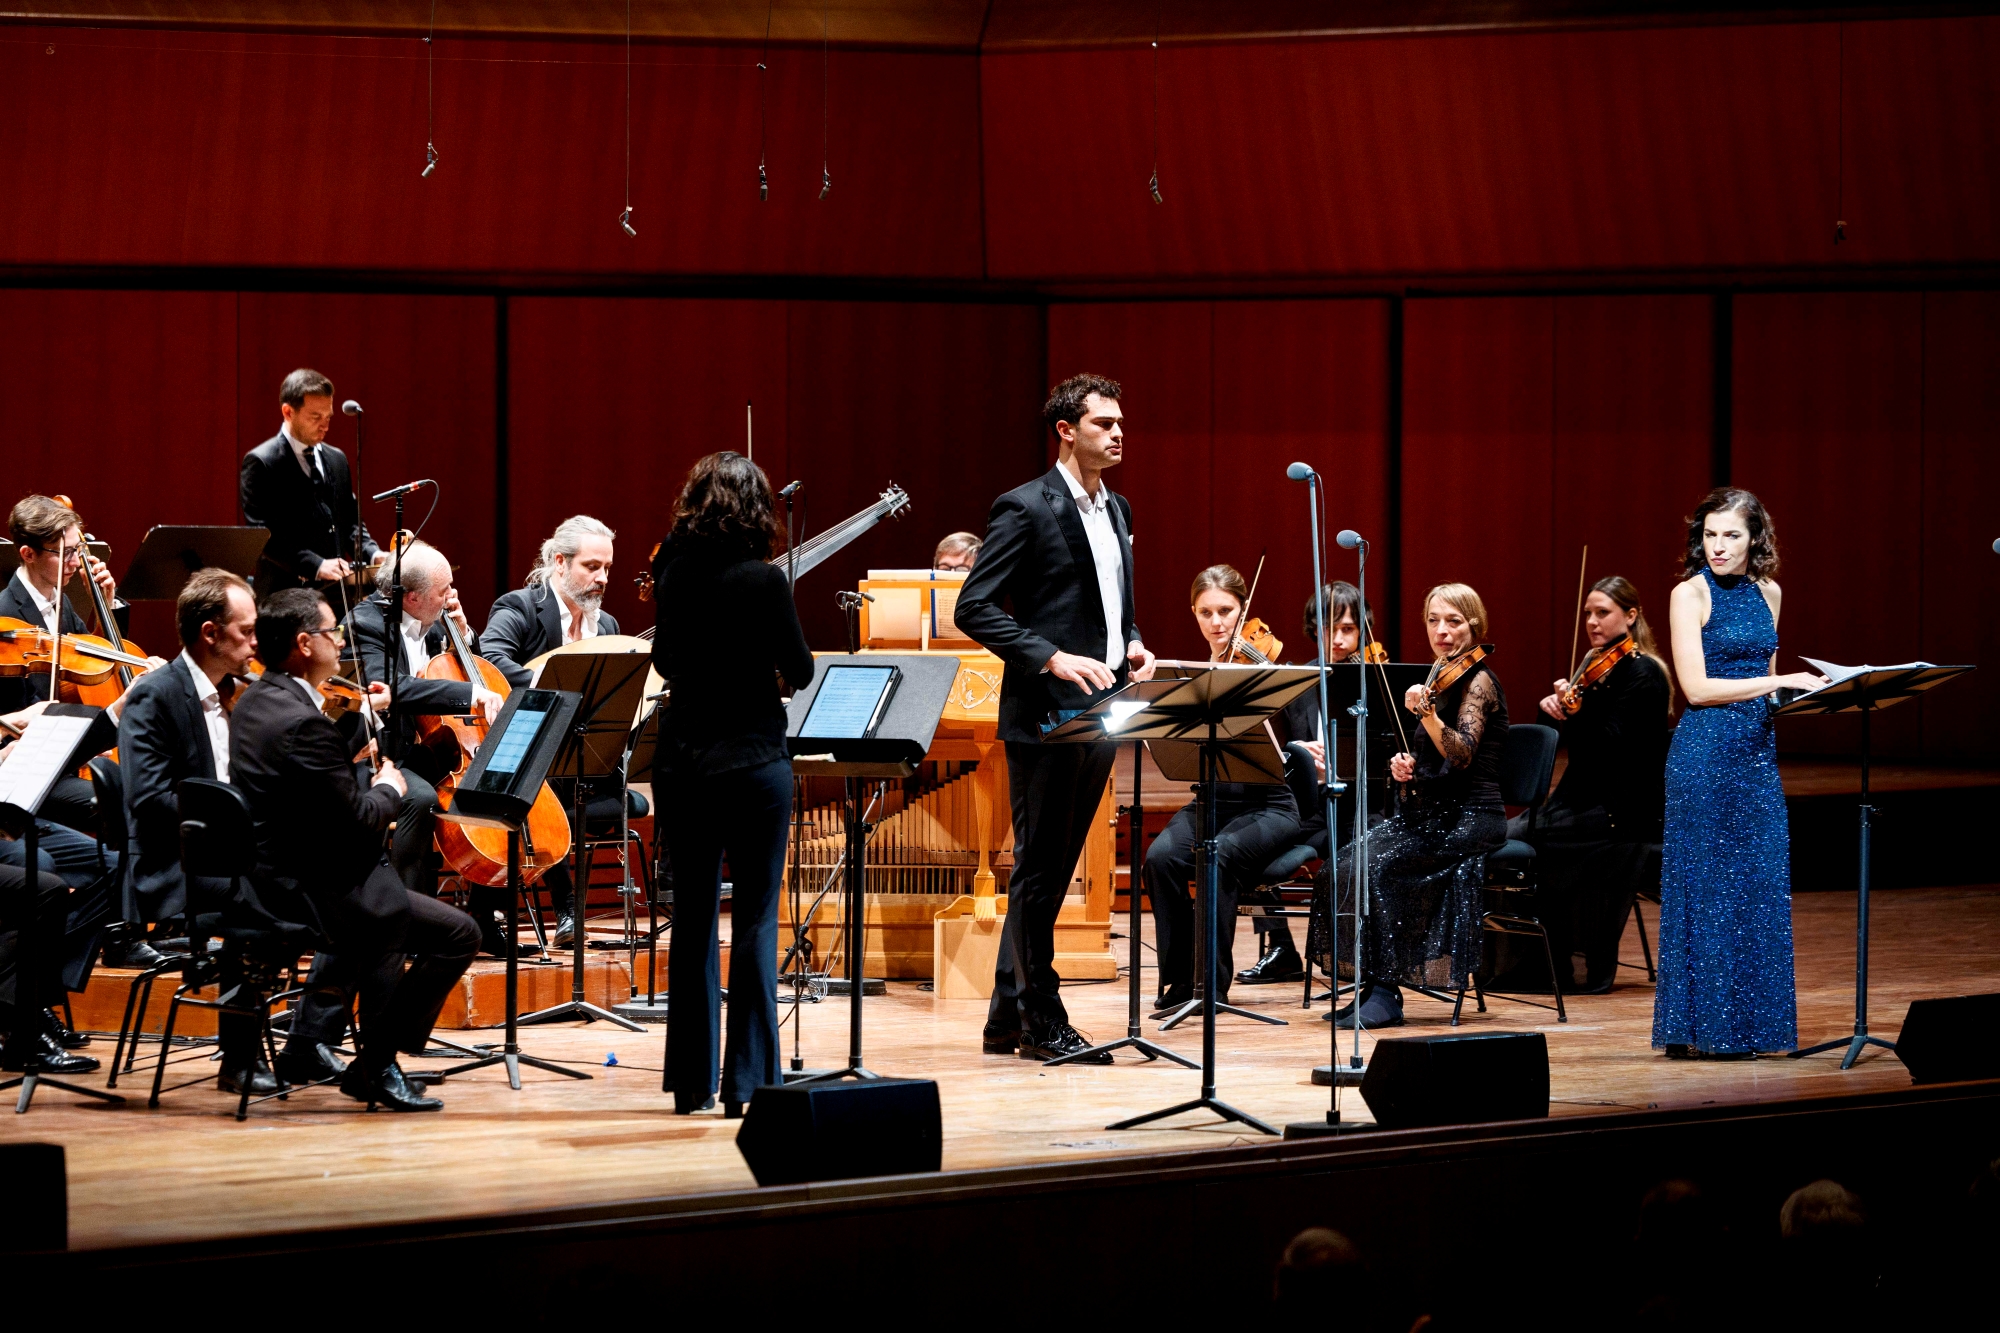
555,583,602,643
285,671,326,712
1055,460,1109,515
178,650,219,705
12,565,61,632
281,421,318,471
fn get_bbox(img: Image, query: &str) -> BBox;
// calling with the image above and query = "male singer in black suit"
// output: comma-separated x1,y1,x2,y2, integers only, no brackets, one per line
954,374,1155,1063
239,368,380,596
478,515,640,948
231,588,478,1111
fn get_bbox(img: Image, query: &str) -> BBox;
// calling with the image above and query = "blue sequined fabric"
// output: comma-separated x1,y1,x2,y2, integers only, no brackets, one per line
1653,567,1796,1053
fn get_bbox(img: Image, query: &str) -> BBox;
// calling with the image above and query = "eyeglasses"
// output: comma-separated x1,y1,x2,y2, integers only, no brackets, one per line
305,625,347,644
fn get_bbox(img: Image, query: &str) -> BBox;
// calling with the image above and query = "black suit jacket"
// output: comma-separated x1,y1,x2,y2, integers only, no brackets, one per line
344,594,479,761
239,432,380,594
479,584,622,689
114,655,217,920
953,466,1141,744
226,672,404,943
0,574,91,714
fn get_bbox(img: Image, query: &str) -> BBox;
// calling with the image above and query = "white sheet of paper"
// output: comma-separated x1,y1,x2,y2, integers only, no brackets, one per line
0,713,94,814
1800,657,1936,686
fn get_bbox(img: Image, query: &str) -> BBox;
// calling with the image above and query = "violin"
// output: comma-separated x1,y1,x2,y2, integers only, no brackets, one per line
1225,616,1284,665
1360,641,1390,664
418,602,571,888
0,618,152,691
1410,642,1498,717
1556,634,1637,714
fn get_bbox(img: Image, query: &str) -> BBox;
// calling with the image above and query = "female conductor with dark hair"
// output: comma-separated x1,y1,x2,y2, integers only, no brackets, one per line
1655,488,1825,1059
652,452,815,1115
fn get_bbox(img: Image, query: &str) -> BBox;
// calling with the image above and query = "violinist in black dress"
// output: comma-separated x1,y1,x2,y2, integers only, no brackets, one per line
1508,576,1672,993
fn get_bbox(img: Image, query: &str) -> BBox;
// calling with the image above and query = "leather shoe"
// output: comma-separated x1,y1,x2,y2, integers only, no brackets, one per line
1236,943,1306,985
1,1028,101,1075
102,935,172,970
219,1060,281,1097
1019,1023,1112,1065
275,1041,347,1085
339,1060,444,1111
981,1025,1020,1054
479,925,541,959
1151,983,1193,1013
552,915,578,949
43,1007,91,1048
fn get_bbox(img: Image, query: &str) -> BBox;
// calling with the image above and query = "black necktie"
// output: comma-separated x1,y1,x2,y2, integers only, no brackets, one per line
308,446,325,486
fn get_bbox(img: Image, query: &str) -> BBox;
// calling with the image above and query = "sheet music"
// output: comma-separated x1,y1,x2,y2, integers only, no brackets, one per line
0,713,94,814
1801,657,1936,684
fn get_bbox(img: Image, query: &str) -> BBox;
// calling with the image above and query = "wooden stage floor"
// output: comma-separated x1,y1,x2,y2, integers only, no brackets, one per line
9,883,1997,1253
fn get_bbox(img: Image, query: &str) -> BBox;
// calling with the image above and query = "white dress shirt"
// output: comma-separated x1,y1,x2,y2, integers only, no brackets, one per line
281,420,323,482
12,565,61,635
555,585,602,646
178,651,231,782
1055,462,1127,670
398,612,435,674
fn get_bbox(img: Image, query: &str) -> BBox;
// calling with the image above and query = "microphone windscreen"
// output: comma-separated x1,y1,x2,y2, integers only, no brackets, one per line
341,400,363,416
1993,537,2000,554
1286,462,1314,481
1336,529,1363,550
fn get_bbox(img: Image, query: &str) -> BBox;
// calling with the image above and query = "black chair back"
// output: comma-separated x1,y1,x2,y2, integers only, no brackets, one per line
177,779,256,882
1282,741,1332,856
1498,724,1559,814
86,756,128,858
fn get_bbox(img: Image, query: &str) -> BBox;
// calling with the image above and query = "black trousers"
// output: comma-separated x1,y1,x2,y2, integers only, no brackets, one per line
989,739,1118,1034
1145,791,1302,995
0,863,68,1020
662,757,789,1111
284,866,480,1074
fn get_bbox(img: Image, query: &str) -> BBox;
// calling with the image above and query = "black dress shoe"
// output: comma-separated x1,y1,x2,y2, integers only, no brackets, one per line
479,926,541,959
1019,1023,1111,1065
102,936,172,970
219,1061,281,1097
1151,983,1193,1013
981,1025,1020,1054
275,1041,347,1085
674,1094,717,1115
724,1101,744,1120
340,1060,444,1111
43,1007,91,1048
552,915,578,949
1,1029,101,1075
1236,943,1306,985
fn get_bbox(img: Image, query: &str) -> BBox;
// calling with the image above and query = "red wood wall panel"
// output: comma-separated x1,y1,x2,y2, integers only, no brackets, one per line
1916,291,2000,762
0,289,239,649
1550,294,1714,704
1731,291,1926,756
1402,298,1557,720
506,298,789,637
982,17,2000,282
236,293,500,617
0,30,983,278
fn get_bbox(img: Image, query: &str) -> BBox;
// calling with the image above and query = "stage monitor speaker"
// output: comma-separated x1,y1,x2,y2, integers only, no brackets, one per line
1896,993,2000,1084
1360,1032,1549,1129
736,1078,942,1186
0,1143,65,1252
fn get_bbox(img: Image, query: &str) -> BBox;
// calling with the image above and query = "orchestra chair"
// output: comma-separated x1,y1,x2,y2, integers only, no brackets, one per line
1223,742,1334,1006
147,780,321,1121
523,783,651,944
1622,843,1665,982
1452,723,1566,1025
89,756,189,1087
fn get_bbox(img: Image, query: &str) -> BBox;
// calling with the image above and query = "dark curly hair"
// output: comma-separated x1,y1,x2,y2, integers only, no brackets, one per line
669,451,781,559
1682,487,1779,582
1043,373,1123,438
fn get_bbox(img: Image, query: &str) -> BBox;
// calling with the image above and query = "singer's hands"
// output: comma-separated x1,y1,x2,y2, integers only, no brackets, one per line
373,758,408,797
1389,751,1416,783
1047,650,1117,693
1127,641,1156,683
317,557,354,583
1777,671,1832,694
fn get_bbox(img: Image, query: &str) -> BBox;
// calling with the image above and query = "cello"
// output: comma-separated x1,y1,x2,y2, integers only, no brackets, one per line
418,600,571,888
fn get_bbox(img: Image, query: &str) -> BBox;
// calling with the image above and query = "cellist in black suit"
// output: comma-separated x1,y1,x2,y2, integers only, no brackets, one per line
238,368,380,596
953,373,1156,1064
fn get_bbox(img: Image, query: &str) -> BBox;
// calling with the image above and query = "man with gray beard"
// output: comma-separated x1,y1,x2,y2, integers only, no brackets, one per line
480,516,639,948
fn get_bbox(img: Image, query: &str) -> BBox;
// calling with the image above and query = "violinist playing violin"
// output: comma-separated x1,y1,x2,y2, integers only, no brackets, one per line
1508,575,1672,994
1144,564,1308,1010
1321,582,1508,1030
343,541,511,950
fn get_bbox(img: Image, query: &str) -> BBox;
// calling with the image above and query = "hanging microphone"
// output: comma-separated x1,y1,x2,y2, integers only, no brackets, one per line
779,480,804,499
1993,538,2000,554
372,479,434,502
341,400,363,417
1286,462,1315,481
1337,530,1364,550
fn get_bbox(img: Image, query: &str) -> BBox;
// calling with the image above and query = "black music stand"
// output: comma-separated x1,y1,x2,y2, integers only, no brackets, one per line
1045,739,1198,1069
0,704,125,1113
1050,665,1319,1135
1778,662,1973,1070
522,647,653,1032
434,689,594,1090
785,654,958,1082
113,526,271,600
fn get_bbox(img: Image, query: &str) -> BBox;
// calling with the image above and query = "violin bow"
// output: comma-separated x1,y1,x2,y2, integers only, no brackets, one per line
329,574,387,774
1358,602,1412,757
1226,549,1268,662
1566,544,1589,680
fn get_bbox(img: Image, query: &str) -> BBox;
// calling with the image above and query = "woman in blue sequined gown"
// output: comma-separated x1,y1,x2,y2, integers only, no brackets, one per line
1655,489,1828,1058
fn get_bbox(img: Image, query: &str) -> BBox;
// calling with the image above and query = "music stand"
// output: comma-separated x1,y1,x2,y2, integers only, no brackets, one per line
0,704,125,1112
1778,662,1973,1069
113,526,271,600
1049,665,1319,1135
521,647,653,1032
786,654,958,1082
434,689,594,1089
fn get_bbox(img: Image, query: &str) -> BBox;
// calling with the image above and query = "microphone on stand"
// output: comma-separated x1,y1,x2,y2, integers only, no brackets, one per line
1992,538,1999,555
779,480,804,499
1286,461,1315,482
372,479,434,502
341,400,363,417
1337,529,1364,550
